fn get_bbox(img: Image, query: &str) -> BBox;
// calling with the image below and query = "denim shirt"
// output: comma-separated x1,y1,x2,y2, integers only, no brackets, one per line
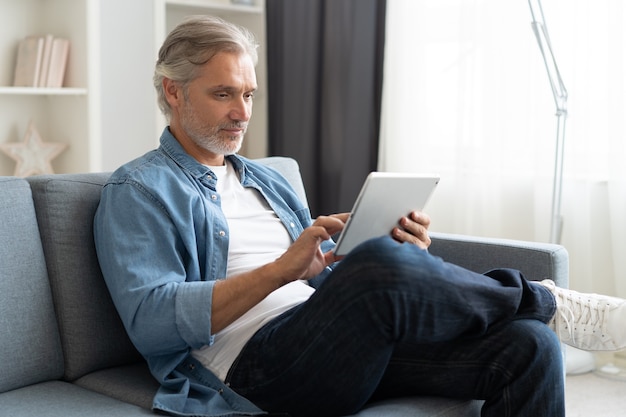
94,128,335,416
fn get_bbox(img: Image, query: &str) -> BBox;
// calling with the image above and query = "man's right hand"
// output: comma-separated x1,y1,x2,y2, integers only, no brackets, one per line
273,214,349,283
211,213,349,333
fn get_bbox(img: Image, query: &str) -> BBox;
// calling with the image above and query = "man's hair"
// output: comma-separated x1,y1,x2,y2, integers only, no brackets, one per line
154,15,259,121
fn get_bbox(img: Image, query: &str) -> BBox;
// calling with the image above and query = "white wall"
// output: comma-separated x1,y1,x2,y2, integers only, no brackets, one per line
99,0,160,171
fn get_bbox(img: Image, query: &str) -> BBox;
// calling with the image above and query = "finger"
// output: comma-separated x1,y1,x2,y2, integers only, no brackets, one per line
409,211,431,228
392,227,431,249
300,224,332,243
329,212,351,223
399,217,421,235
313,215,347,236
400,211,430,234
323,249,344,265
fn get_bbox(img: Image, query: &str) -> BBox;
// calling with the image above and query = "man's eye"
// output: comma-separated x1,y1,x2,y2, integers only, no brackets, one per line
245,93,254,100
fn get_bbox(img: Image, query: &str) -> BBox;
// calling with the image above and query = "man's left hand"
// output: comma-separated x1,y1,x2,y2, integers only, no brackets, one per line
392,211,431,250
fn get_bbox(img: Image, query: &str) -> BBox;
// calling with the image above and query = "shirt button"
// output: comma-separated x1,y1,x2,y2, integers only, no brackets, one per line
211,194,217,200
219,230,226,237
290,222,295,228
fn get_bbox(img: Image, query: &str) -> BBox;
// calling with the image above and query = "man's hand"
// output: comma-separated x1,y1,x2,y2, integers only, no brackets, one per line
273,213,350,282
392,210,431,250
212,213,349,333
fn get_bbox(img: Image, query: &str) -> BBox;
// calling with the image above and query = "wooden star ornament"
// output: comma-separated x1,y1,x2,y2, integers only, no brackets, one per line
0,122,67,177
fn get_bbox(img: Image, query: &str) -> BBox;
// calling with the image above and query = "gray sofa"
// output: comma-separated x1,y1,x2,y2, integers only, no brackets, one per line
0,156,568,416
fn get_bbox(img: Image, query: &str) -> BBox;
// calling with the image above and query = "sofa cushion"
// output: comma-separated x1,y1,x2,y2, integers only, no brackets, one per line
0,177,64,393
348,397,482,417
73,362,159,410
28,174,142,381
0,381,155,416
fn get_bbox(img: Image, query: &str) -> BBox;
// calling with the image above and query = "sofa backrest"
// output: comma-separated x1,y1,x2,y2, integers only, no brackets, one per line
255,156,308,204
28,173,143,382
0,177,64,393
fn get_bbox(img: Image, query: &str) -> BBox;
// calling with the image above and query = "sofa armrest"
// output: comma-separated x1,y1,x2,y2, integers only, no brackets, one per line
428,232,569,289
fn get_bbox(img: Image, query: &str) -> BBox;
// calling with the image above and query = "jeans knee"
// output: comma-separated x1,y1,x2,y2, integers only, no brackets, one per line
503,320,563,374
348,236,431,270
527,320,561,357
328,236,444,295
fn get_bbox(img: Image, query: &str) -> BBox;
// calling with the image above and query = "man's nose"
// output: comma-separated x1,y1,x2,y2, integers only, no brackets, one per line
229,97,252,121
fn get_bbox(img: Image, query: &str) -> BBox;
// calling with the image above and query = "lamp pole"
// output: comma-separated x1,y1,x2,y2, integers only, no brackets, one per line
528,0,568,244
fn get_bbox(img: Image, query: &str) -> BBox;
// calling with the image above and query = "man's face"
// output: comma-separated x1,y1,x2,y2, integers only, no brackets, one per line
168,51,257,162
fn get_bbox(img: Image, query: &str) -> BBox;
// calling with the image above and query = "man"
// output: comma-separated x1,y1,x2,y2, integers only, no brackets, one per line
94,16,626,417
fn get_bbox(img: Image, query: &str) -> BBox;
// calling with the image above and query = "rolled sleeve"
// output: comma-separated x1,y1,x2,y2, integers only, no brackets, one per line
175,280,216,348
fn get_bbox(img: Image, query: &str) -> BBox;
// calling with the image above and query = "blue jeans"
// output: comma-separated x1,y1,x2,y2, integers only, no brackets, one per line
225,236,564,417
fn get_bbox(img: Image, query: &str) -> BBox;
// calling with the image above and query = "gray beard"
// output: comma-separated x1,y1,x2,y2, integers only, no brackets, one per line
181,111,246,156
192,131,244,156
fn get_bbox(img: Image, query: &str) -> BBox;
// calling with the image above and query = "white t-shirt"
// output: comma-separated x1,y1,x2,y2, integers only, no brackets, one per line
191,162,314,380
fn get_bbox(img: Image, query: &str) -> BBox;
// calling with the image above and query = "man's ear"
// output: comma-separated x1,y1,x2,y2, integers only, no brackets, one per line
163,78,182,109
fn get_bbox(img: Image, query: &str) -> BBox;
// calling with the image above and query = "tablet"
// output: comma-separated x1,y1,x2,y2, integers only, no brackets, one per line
333,172,439,256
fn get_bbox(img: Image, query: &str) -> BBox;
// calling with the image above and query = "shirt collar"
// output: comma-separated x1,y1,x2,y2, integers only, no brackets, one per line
159,127,250,184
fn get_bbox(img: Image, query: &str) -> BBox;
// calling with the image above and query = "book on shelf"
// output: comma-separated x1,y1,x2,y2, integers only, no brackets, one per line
13,36,44,87
46,38,70,88
38,34,54,87
13,35,70,88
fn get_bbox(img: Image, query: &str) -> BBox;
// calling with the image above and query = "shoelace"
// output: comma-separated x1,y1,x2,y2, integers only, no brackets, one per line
554,291,611,345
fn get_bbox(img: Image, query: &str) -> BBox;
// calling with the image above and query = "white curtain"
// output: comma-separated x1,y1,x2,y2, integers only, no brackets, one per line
379,0,626,295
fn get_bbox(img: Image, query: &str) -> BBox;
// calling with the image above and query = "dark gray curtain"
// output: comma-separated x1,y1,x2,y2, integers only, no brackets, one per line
266,0,386,217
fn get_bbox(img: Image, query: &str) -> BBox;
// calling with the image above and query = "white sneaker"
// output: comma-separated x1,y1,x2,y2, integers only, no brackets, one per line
540,279,626,351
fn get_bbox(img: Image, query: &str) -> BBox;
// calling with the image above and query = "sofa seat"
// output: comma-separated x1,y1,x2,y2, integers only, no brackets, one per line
347,398,482,417
0,381,154,416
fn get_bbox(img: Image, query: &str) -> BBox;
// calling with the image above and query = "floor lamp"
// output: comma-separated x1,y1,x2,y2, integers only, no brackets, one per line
527,0,600,375
528,0,568,245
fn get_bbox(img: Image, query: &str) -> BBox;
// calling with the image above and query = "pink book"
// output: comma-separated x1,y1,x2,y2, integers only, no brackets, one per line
13,36,44,87
46,38,70,88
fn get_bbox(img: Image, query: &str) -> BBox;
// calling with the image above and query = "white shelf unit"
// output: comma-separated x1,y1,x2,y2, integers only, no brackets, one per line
154,0,268,159
0,0,100,176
